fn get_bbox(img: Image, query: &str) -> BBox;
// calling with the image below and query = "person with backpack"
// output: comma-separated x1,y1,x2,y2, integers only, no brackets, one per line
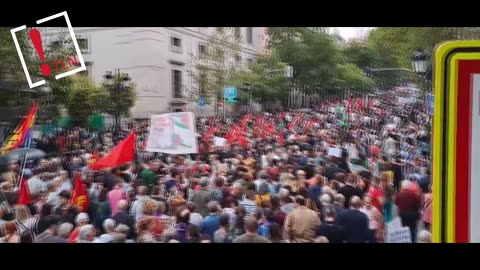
14,205,38,242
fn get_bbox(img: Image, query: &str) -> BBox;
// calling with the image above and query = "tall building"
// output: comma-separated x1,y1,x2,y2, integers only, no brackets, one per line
44,27,267,119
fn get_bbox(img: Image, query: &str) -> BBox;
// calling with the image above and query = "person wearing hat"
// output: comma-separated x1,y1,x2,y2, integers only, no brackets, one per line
35,215,67,243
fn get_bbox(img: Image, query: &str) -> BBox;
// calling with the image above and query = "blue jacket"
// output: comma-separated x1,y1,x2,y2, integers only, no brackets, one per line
201,214,220,240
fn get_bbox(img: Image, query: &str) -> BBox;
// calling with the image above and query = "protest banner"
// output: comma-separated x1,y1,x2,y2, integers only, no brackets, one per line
387,227,412,243
145,112,198,154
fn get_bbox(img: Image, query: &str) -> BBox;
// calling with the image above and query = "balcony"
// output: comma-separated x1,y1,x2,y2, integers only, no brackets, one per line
171,45,183,54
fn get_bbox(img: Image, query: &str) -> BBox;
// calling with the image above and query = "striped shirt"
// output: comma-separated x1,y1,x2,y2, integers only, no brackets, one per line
239,199,257,222
16,217,38,238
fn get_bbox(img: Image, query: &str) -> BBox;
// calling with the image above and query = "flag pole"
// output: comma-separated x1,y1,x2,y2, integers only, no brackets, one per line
17,134,32,190
17,102,37,191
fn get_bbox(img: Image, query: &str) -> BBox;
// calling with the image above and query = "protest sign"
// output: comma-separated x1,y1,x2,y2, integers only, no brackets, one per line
387,227,412,243
145,112,198,154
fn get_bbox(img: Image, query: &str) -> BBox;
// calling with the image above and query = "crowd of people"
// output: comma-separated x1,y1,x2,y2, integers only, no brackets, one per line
0,86,433,243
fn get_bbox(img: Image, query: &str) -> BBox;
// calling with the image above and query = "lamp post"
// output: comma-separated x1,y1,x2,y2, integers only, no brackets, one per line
242,83,252,113
103,69,131,130
411,50,432,92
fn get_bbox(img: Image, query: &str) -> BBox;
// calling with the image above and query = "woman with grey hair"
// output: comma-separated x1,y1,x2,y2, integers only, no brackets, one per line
114,224,135,243
94,219,116,243
58,223,74,239
77,224,96,243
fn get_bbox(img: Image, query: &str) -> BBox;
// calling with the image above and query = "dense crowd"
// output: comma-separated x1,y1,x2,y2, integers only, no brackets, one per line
0,87,433,243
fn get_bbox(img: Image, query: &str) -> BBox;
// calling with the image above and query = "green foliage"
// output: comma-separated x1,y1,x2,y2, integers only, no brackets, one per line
268,27,340,94
0,28,28,81
334,63,374,92
0,27,78,118
186,28,242,106
228,51,290,103
364,27,480,90
64,75,108,124
102,74,137,119
342,40,378,69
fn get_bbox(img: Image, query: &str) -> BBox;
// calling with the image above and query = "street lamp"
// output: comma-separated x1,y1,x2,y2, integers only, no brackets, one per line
412,51,428,74
242,83,252,113
103,71,114,86
103,69,132,129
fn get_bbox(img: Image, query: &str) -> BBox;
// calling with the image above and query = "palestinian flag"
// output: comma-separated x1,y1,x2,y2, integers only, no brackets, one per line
171,113,191,129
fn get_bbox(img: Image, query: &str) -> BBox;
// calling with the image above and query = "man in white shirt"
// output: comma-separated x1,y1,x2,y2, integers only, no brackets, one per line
27,170,47,196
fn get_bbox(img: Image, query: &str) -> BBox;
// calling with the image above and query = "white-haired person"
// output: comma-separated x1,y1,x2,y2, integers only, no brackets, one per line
58,222,74,239
77,224,96,243
416,230,432,243
319,193,332,222
114,224,135,243
68,213,89,243
94,219,116,243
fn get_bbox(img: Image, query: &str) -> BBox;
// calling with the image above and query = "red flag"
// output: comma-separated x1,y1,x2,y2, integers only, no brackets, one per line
18,177,33,205
90,132,136,170
71,173,89,212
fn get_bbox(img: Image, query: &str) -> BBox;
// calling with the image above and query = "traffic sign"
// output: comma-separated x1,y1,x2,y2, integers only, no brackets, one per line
426,94,434,115
199,97,205,110
432,40,480,243
224,86,237,99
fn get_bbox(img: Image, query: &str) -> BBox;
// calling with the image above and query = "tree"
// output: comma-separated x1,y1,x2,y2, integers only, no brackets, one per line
102,72,137,127
334,63,374,94
228,51,290,104
64,75,108,125
342,40,379,69
268,27,340,94
0,27,78,119
186,28,242,114
366,27,480,90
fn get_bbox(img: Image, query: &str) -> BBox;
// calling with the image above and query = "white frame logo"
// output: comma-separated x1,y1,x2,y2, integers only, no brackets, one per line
10,11,86,89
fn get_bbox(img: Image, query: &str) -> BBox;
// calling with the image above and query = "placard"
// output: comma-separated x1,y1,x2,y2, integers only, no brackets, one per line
145,112,198,154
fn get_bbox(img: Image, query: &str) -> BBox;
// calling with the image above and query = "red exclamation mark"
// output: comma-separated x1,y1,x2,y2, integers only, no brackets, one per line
29,29,51,76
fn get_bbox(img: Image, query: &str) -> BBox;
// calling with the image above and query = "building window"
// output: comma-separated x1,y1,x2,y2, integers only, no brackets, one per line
172,69,183,98
246,27,253,43
198,44,206,55
76,36,90,53
50,41,62,49
247,58,254,65
170,36,183,54
234,27,241,40
172,37,181,47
